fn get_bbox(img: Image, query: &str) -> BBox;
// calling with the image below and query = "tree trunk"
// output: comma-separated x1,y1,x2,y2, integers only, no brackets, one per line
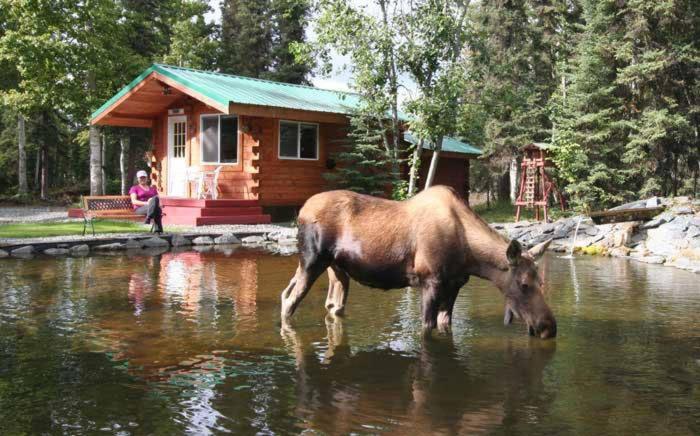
88,69,103,195
424,137,444,190
34,147,40,190
89,125,103,195
120,135,130,195
40,143,48,200
497,170,510,201
407,139,424,196
509,156,518,202
424,150,441,189
101,132,107,194
17,114,28,195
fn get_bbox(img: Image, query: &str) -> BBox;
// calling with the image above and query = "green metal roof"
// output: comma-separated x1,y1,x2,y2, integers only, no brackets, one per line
404,132,482,156
91,64,363,121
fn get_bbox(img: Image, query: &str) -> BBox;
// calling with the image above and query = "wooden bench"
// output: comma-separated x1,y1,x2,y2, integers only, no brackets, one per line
81,195,144,236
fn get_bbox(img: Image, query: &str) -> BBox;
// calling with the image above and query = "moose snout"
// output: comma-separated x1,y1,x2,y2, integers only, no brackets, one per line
532,316,557,339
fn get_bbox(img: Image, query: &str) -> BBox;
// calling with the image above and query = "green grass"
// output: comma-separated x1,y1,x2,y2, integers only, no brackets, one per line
0,220,150,238
472,199,573,223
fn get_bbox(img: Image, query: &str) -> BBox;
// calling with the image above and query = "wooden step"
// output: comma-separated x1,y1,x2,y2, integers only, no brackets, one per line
195,215,272,226
160,197,260,208
161,206,264,218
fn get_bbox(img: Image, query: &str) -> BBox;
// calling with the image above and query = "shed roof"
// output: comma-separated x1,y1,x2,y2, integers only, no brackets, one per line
403,132,482,156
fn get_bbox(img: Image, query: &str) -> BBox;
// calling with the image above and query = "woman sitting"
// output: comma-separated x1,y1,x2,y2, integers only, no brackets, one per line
129,170,163,233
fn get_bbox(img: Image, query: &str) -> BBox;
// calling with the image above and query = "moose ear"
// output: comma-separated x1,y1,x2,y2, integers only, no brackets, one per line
527,238,552,261
506,240,522,267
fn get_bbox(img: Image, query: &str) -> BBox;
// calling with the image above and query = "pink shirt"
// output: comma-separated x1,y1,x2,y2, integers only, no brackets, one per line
129,185,158,210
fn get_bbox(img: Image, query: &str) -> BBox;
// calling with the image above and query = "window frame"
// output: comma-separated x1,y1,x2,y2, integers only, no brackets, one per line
278,120,320,161
199,113,239,165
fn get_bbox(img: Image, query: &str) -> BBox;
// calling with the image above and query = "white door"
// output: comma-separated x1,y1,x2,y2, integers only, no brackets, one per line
167,116,187,197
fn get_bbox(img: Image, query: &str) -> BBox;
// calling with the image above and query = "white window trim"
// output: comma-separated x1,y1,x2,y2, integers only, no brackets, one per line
278,120,320,161
200,113,239,165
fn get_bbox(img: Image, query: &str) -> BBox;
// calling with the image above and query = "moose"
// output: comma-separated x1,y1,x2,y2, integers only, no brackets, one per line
280,186,557,339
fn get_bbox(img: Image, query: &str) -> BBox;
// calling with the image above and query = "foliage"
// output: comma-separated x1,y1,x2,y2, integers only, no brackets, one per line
323,111,394,197
219,0,312,83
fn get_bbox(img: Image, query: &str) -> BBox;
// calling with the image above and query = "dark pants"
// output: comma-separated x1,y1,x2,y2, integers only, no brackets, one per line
134,196,163,232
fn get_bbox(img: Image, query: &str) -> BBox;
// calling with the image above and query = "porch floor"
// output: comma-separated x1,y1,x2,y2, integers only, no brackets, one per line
161,197,271,226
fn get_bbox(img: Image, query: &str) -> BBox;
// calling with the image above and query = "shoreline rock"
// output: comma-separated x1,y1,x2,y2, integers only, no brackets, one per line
493,196,699,274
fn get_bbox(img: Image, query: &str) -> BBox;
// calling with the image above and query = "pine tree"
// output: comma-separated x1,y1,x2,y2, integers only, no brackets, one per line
323,111,393,197
264,0,312,84
218,0,273,77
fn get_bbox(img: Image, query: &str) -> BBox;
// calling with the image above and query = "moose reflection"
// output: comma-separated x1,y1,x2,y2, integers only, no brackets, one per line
281,186,557,338
281,317,557,434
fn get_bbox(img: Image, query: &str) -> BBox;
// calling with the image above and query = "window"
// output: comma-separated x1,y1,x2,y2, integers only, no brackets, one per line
201,114,238,164
279,121,318,160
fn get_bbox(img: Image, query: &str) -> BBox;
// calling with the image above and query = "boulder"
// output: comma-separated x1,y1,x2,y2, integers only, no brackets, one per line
687,226,700,239
0,249,8,258
512,220,532,229
672,206,693,215
70,244,90,255
93,243,125,251
192,236,214,245
584,226,599,236
142,237,169,248
125,239,144,249
242,235,265,245
640,213,674,230
171,234,192,247
633,255,666,264
645,225,688,256
214,233,241,245
278,237,297,246
11,246,34,256
609,247,631,258
44,248,70,256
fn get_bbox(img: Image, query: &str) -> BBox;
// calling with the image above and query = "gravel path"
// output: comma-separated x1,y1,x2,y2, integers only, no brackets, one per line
0,207,79,223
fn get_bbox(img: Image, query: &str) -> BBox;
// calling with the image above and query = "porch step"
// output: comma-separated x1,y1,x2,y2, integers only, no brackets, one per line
160,197,258,208
162,206,264,218
196,215,272,226
160,196,270,226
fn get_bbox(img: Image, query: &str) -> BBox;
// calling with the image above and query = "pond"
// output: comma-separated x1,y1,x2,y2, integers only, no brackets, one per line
0,249,698,434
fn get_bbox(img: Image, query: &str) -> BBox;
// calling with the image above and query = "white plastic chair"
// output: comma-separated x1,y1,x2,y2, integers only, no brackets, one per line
186,166,204,199
202,166,223,199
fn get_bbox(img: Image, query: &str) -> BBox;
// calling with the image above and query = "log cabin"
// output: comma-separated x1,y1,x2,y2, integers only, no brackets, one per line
91,64,481,225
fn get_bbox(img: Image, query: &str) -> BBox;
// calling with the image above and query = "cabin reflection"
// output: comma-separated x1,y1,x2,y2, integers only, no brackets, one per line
96,250,263,374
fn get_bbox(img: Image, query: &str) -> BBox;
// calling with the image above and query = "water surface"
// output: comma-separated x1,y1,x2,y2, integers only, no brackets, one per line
0,249,698,434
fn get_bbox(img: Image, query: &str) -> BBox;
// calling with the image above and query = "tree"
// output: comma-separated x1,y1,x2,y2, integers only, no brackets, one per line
306,0,405,195
219,0,273,77
265,0,313,84
162,0,218,69
401,0,470,193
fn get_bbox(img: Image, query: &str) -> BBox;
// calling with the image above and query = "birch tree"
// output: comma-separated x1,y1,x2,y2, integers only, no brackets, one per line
402,0,470,193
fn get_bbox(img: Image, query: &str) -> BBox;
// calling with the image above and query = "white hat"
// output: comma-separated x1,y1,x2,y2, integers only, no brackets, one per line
136,170,148,178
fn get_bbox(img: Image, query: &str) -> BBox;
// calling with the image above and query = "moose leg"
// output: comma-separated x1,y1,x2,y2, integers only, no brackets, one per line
437,285,461,333
421,280,440,333
325,265,350,316
281,260,328,320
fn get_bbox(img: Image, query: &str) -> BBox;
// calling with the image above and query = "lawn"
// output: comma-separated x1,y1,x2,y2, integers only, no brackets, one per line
472,199,572,223
0,220,150,238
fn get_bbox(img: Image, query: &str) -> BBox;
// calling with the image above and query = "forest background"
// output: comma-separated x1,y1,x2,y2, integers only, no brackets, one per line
0,0,698,211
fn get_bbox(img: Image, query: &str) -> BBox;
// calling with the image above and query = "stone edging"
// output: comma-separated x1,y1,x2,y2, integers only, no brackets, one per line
0,229,299,259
